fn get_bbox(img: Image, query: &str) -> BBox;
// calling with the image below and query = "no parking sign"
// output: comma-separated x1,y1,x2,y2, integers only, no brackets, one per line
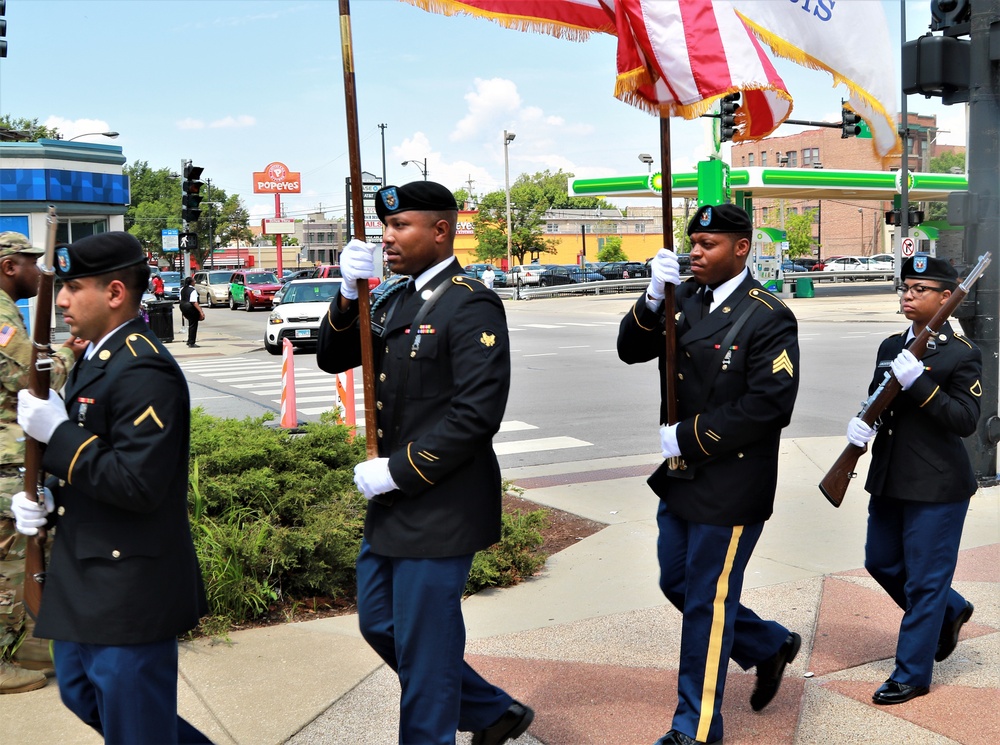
901,237,915,258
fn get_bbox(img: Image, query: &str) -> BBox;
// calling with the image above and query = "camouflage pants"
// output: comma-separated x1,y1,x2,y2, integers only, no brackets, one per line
1,471,51,663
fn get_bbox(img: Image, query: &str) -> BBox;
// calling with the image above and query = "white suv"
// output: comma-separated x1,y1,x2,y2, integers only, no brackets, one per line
508,264,552,286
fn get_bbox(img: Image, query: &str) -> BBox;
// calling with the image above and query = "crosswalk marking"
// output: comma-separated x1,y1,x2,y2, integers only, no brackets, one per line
493,436,591,456
498,420,538,433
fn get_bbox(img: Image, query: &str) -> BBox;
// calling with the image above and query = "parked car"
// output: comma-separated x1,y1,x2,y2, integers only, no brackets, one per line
309,264,380,289
508,264,553,286
870,253,896,265
644,253,693,276
193,270,234,307
281,268,314,284
865,255,894,271
797,258,821,271
823,256,887,281
599,261,649,280
264,278,343,355
228,270,282,311
464,263,508,287
155,271,182,301
780,260,809,273
538,265,606,286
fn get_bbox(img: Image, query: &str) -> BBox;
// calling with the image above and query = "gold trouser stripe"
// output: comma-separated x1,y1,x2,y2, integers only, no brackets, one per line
919,386,940,408
407,442,434,485
67,435,98,485
696,525,744,742
631,303,656,331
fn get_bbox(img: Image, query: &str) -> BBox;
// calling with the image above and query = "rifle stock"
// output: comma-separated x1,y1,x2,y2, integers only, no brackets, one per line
22,206,59,619
819,252,992,508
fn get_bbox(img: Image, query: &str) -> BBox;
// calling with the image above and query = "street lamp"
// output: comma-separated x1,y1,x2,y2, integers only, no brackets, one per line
504,130,515,273
858,208,864,253
401,158,427,180
638,153,654,172
67,131,119,141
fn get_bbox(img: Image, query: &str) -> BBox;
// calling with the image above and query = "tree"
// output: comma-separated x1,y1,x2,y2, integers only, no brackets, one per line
514,170,616,211
0,115,61,141
453,187,473,210
473,187,556,266
927,150,966,222
783,209,817,258
597,236,628,262
672,216,693,253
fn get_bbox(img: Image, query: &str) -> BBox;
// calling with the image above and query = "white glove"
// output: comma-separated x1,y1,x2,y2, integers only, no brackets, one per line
18,389,69,444
659,424,681,459
11,488,55,536
891,349,924,391
339,239,377,300
354,458,398,500
647,248,682,302
846,417,876,448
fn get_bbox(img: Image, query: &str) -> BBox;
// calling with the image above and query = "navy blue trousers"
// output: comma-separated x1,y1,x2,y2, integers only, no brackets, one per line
53,639,212,744
356,540,513,745
865,495,970,687
657,503,789,744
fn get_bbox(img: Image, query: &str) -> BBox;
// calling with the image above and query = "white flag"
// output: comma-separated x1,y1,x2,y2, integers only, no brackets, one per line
733,0,901,157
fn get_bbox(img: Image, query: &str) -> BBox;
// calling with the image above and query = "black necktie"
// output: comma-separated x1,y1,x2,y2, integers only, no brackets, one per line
700,287,714,319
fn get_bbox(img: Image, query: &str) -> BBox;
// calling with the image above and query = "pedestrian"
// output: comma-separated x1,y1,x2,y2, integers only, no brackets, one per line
317,181,534,745
178,276,204,348
13,232,209,743
845,254,979,705
151,273,165,300
482,264,496,290
0,232,87,694
618,204,802,745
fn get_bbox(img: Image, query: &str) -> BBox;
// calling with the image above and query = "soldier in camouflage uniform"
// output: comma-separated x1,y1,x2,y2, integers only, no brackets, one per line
0,231,86,694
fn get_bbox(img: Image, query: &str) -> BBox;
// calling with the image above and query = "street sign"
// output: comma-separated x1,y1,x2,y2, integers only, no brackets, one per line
901,236,916,257
162,228,179,253
179,232,199,250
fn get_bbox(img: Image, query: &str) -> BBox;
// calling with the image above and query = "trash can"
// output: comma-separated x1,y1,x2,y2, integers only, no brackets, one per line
146,301,174,342
794,277,815,299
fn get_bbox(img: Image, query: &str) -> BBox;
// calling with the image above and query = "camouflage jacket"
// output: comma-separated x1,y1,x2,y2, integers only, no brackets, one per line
0,289,75,465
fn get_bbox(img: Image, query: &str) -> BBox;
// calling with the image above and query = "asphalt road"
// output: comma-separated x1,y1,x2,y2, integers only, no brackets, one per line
178,281,903,470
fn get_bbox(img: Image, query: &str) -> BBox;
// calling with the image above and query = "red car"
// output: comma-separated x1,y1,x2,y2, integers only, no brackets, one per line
228,270,282,311
310,265,380,290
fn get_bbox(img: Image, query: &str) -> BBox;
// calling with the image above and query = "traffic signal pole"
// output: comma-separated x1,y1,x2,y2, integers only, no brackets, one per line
960,0,1000,483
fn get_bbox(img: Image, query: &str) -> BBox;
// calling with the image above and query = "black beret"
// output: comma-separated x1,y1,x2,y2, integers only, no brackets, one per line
56,232,148,280
375,181,458,224
687,203,753,235
901,253,958,285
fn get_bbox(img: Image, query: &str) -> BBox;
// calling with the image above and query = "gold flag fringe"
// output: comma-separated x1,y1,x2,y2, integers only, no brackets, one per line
400,0,612,41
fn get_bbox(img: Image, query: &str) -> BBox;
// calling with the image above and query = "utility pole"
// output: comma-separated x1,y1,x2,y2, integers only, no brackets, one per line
378,123,388,188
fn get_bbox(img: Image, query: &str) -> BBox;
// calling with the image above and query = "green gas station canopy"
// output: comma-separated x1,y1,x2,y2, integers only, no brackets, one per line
569,167,967,202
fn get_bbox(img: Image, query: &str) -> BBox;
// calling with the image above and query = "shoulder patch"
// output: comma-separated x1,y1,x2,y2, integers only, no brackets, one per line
125,333,160,357
0,323,17,347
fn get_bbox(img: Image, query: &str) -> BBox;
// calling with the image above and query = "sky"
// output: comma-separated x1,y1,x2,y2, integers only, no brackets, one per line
0,1,967,223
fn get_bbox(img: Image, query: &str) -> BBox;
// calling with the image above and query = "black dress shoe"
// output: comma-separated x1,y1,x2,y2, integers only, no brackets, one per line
936,601,974,662
471,701,534,745
872,679,929,705
750,632,802,711
654,729,712,745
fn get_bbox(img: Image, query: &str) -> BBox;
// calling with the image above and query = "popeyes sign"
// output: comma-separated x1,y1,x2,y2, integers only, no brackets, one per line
253,162,301,194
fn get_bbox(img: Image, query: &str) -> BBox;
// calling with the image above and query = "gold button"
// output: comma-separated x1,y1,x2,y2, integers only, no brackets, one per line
888,429,893,436
376,401,383,410
377,428,383,438
57,506,66,516
385,346,389,353
678,373,684,380
737,452,744,459
99,349,111,361
111,550,121,559
685,351,691,358
379,373,386,382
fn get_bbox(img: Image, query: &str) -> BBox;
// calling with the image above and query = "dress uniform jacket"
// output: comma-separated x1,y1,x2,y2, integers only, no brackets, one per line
36,318,207,645
317,260,511,558
865,322,981,503
618,273,799,526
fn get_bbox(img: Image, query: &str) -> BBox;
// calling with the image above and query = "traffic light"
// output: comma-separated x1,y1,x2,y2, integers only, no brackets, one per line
930,0,970,31
719,93,740,143
884,209,925,226
1,0,7,58
841,107,862,138
182,162,204,223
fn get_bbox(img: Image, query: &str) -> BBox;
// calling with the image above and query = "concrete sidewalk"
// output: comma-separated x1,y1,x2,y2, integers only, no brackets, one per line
7,443,997,744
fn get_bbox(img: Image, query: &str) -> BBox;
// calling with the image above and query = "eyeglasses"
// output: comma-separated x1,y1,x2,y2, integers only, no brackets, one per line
896,283,947,297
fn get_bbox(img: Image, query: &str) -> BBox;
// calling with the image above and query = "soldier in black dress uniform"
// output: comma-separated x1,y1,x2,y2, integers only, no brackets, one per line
316,181,533,745
14,232,209,744
618,204,802,745
846,254,980,705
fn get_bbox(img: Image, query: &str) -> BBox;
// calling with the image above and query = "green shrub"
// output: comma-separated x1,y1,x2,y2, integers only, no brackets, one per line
187,410,551,632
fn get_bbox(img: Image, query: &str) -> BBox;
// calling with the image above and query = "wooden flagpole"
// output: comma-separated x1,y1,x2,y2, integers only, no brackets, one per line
338,0,378,458
659,115,683,471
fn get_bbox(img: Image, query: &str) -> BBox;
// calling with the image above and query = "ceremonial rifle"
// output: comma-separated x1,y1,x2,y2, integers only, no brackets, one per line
819,252,992,508
22,206,59,619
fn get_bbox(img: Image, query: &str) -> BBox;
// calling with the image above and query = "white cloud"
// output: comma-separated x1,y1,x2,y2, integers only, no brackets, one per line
209,115,256,129
43,116,115,141
451,78,521,142
176,118,205,130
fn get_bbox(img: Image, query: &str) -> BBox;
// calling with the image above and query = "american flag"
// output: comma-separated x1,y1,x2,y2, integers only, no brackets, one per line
0,323,17,347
